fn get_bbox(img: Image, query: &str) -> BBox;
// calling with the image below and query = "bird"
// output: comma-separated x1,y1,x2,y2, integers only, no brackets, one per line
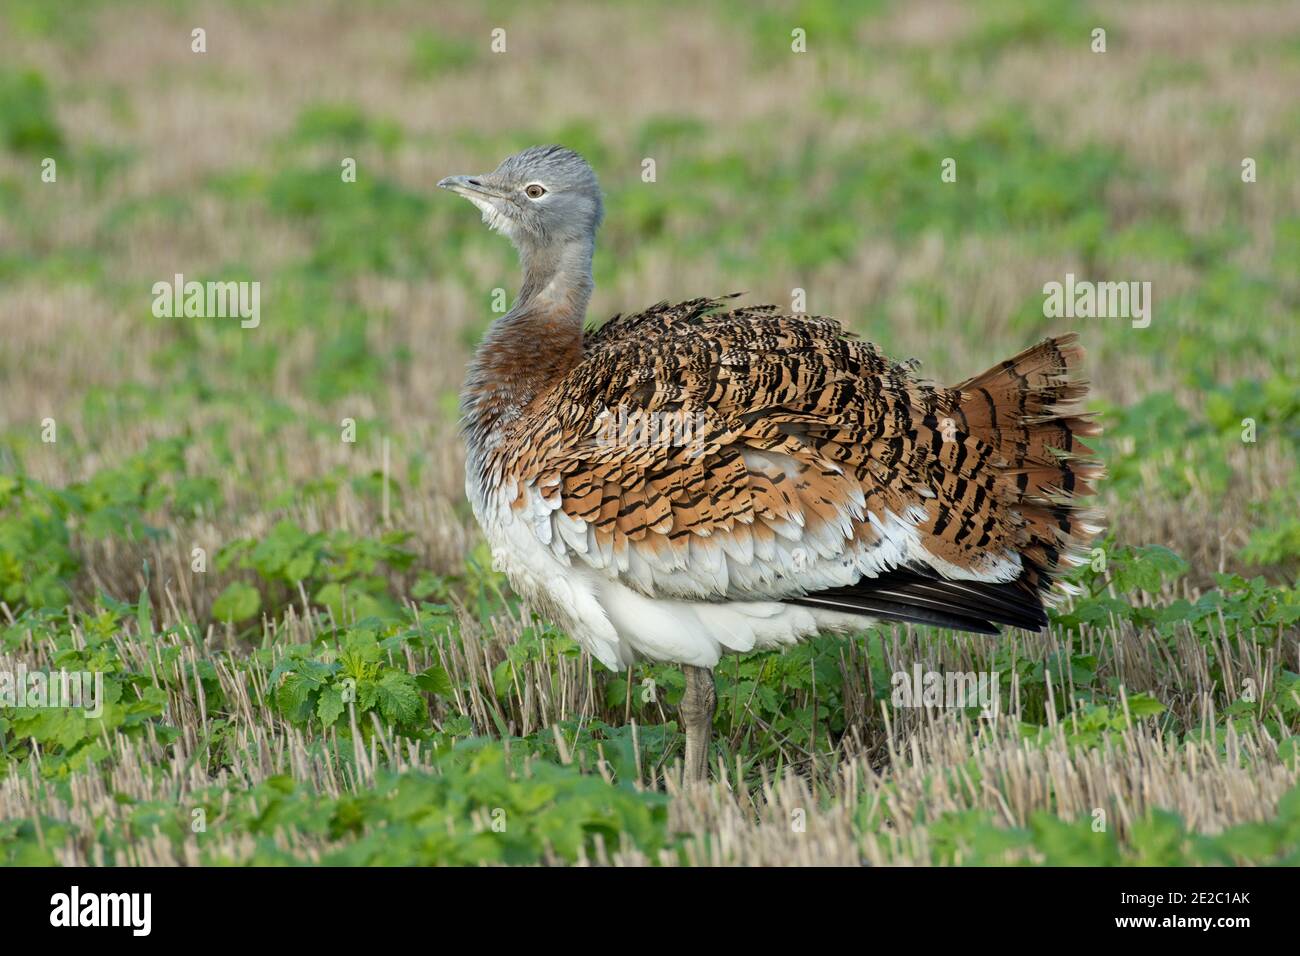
438,145,1104,783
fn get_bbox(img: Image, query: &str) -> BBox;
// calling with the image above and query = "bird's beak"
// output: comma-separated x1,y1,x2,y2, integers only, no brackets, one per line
437,175,504,200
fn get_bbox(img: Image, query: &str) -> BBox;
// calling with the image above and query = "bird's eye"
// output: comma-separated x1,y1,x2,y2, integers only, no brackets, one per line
524,184,546,199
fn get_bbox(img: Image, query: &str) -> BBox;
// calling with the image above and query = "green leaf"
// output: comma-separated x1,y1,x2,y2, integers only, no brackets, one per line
415,664,453,698
317,684,346,727
370,671,424,726
1126,693,1166,719
211,582,261,623
135,586,152,638
284,552,317,582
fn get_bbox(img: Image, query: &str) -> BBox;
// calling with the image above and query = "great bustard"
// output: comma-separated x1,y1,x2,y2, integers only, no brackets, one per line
439,145,1103,782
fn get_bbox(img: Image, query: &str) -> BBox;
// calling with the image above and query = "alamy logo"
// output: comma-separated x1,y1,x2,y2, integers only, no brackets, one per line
151,273,260,328
595,405,709,457
1042,273,1151,328
891,663,1000,718
0,667,103,718
50,886,151,936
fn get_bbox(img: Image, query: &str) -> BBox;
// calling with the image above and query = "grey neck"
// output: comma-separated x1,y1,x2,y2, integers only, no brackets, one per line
460,236,594,457
515,235,595,318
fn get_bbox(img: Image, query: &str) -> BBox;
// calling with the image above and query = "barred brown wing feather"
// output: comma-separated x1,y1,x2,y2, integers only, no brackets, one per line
489,298,1101,619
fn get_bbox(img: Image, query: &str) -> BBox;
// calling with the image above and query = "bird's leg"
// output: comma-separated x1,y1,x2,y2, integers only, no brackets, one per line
680,665,717,784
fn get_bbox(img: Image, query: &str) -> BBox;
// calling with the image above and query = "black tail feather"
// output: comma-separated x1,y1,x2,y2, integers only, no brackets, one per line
786,565,1048,636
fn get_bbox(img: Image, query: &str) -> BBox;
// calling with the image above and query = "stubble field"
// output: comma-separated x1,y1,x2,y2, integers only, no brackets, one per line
1,0,1298,865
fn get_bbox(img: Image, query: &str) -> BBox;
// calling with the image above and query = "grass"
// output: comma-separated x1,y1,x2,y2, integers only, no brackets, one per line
0,0,1298,866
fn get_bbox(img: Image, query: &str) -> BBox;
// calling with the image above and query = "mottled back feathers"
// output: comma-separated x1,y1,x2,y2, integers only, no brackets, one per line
471,296,1102,632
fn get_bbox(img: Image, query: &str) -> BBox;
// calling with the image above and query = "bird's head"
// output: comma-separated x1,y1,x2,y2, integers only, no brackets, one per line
438,145,604,251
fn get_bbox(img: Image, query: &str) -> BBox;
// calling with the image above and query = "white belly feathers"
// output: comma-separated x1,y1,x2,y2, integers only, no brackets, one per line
469,470,870,671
